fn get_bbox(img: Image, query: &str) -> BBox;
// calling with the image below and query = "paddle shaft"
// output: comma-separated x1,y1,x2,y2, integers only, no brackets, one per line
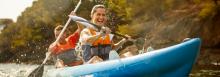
74,19,128,39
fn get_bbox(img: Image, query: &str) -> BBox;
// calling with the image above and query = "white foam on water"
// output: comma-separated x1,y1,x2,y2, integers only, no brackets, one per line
0,63,54,77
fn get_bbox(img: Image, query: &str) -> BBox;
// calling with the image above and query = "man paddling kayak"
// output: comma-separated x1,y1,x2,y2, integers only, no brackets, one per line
48,11,84,68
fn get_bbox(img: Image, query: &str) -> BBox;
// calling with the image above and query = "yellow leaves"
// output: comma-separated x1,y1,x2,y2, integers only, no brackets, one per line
107,0,132,18
194,0,201,4
32,35,43,41
118,25,133,35
198,1,217,19
165,0,175,9
10,26,32,48
118,24,142,36
12,39,26,48
125,7,132,20
105,0,132,29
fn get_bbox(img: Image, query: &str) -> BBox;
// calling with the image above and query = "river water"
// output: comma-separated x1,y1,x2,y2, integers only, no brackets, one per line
0,63,54,77
0,63,219,77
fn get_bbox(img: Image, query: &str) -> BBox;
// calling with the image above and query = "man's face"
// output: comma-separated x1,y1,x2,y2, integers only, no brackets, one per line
55,30,67,42
91,8,107,27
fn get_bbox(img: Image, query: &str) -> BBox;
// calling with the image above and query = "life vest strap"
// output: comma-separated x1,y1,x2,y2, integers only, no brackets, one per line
91,44,111,48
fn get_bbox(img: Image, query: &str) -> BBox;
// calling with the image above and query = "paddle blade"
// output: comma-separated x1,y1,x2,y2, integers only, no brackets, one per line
28,65,44,77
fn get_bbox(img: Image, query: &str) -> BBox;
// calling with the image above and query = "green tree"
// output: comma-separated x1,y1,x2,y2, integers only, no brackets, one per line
0,0,94,63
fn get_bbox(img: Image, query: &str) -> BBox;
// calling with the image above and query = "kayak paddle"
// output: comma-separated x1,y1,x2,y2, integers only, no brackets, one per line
28,0,81,77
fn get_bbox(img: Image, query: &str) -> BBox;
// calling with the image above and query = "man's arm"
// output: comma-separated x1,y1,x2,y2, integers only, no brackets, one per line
76,23,84,32
69,11,84,34
46,43,57,60
113,39,126,51
113,35,132,51
67,22,83,45
67,11,84,45
80,29,103,44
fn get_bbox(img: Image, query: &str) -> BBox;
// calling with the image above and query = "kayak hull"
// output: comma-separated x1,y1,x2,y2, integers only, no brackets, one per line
46,38,201,77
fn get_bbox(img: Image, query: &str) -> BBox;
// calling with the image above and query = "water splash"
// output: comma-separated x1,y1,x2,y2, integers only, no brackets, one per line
0,63,54,77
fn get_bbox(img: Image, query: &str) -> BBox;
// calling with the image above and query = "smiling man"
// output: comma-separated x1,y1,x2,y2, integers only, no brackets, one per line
48,12,84,68
80,5,130,62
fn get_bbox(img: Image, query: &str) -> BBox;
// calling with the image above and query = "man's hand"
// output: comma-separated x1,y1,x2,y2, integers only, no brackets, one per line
45,51,52,59
99,27,106,36
101,27,111,34
68,11,84,32
48,43,57,52
69,11,76,17
47,43,57,60
125,34,133,41
99,26,111,37
104,27,111,34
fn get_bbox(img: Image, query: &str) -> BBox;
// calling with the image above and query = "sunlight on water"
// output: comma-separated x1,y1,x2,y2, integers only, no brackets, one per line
0,63,54,77
190,69,220,77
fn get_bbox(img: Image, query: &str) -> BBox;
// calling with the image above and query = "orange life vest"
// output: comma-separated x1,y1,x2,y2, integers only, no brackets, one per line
50,32,80,55
89,29,111,46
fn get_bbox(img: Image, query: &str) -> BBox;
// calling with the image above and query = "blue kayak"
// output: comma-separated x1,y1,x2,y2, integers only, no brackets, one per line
46,38,201,77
